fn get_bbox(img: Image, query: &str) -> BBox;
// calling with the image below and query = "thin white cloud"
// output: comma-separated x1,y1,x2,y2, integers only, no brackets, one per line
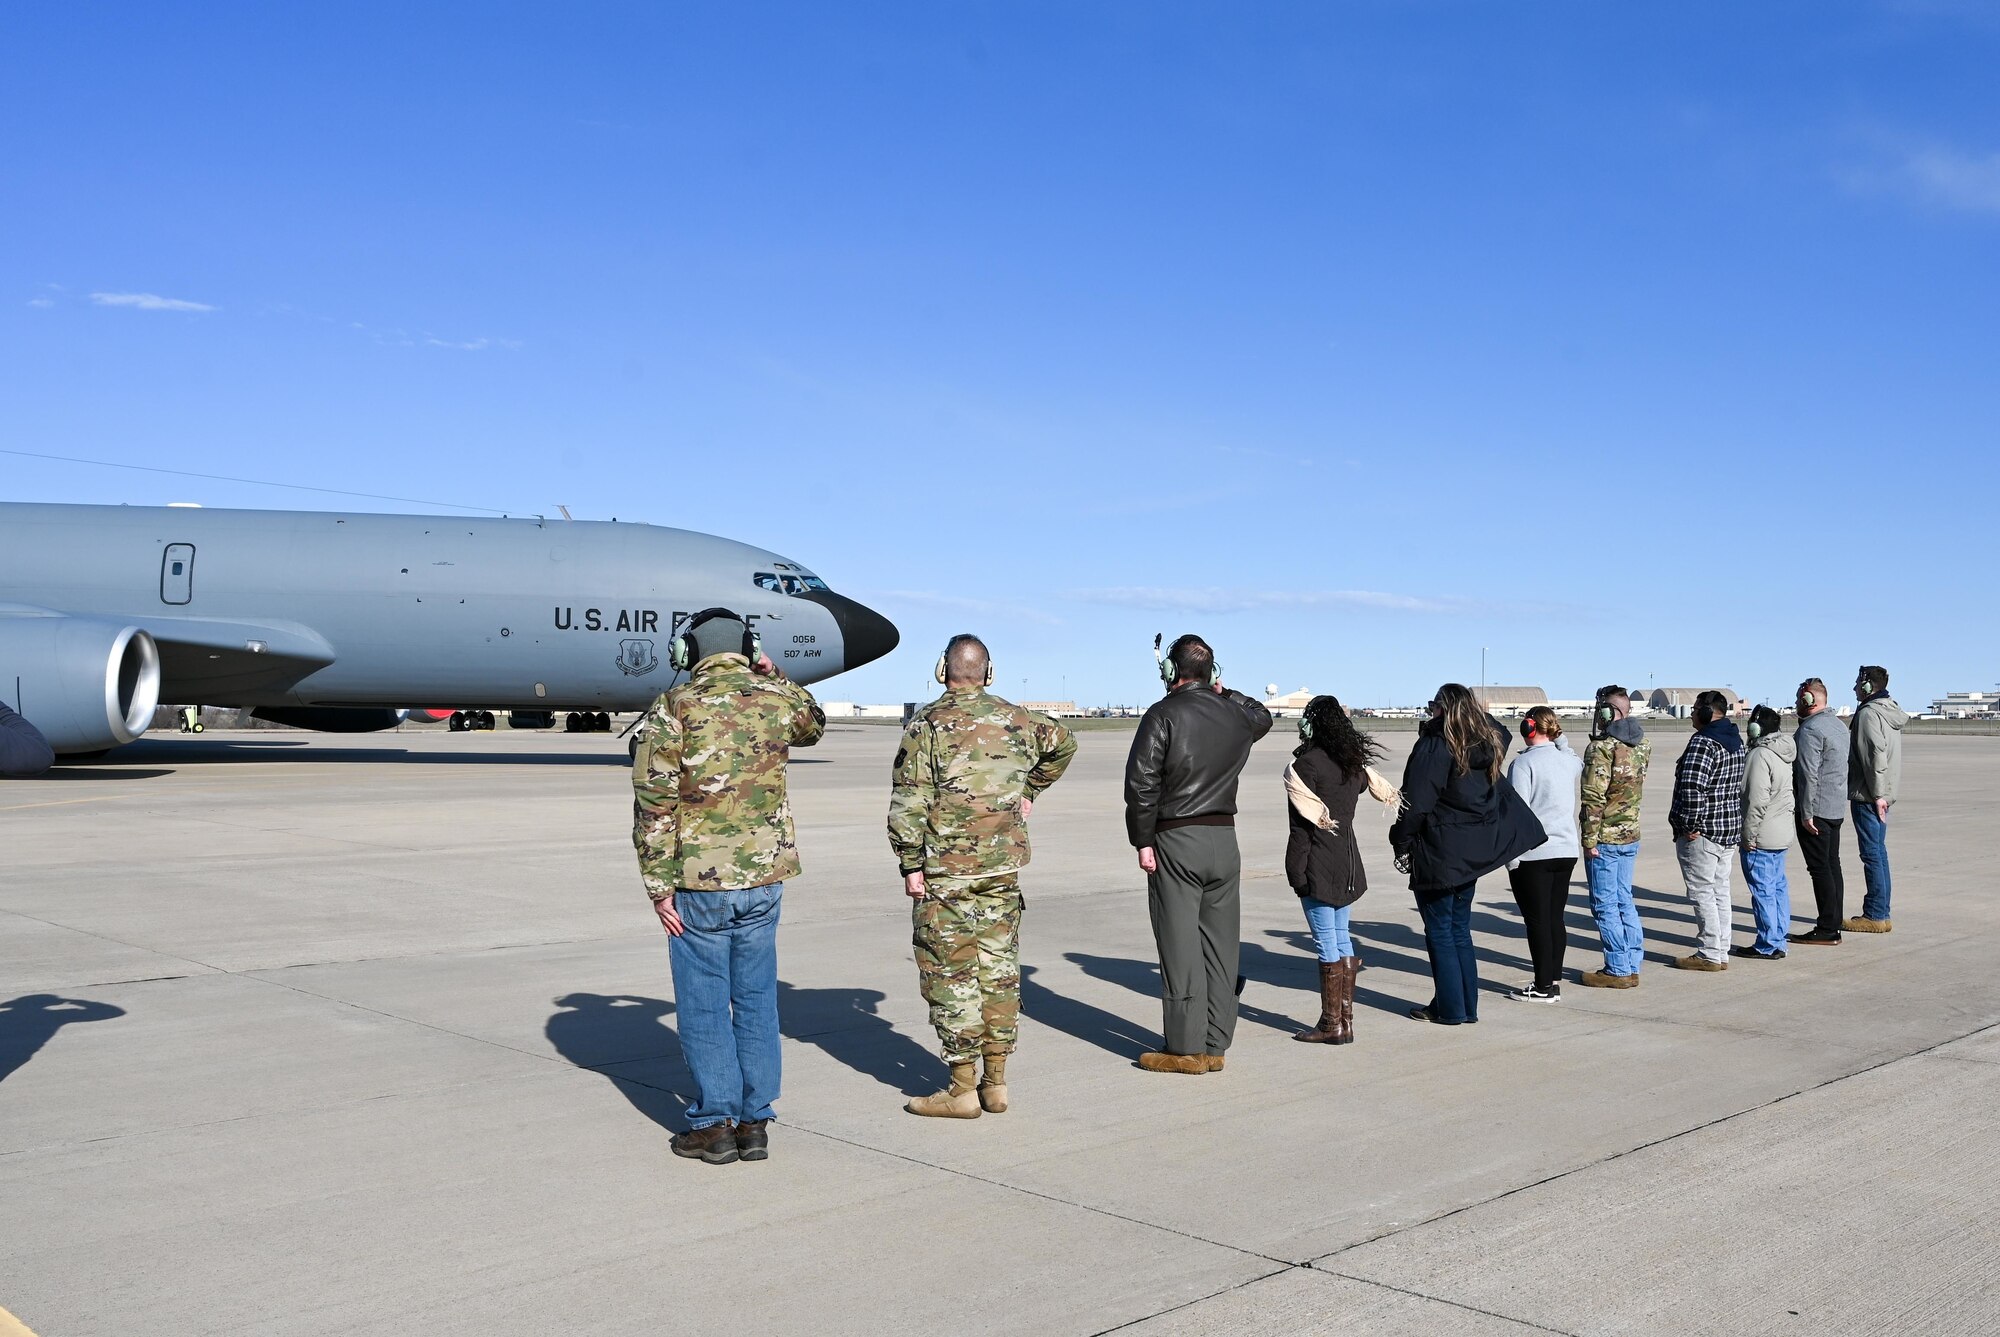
26,297,54,309
90,291,216,312
423,334,522,352
1900,145,2000,215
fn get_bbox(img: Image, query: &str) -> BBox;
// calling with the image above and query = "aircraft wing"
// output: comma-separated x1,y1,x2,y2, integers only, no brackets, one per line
142,615,337,699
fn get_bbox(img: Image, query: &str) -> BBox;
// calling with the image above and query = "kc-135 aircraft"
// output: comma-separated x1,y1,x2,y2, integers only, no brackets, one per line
0,502,899,756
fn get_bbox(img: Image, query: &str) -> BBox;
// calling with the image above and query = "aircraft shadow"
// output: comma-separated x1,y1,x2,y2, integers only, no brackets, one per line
33,768,177,781
545,992,690,1133
0,994,126,1086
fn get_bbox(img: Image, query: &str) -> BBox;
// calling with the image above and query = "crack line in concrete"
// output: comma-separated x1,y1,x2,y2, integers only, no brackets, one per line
1305,1014,2000,1272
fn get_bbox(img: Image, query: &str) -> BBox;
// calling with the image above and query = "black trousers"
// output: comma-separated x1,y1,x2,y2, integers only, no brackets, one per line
1796,817,1846,930
1507,857,1576,989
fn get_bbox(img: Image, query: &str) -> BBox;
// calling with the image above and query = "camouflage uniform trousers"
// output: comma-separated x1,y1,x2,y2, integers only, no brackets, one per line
912,872,1024,1064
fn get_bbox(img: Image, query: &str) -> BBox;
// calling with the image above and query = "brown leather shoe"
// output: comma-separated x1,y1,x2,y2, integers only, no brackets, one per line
1842,917,1892,934
1202,1054,1225,1072
1137,1052,1207,1074
670,1123,740,1165
1672,953,1727,972
1578,970,1639,989
735,1118,770,1161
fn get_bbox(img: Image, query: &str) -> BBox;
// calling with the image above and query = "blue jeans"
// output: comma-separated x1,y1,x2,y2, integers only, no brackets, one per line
1300,898,1353,962
1585,842,1643,976
1740,847,1790,954
1851,800,1892,921
1416,885,1478,1023
667,882,783,1129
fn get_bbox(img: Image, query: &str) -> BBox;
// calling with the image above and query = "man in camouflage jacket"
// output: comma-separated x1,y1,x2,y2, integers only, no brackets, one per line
1578,685,1652,988
633,607,825,1164
887,634,1076,1118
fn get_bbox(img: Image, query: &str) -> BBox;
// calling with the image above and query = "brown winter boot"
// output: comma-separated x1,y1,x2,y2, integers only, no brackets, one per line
1293,961,1343,1043
907,1061,982,1118
978,1052,1009,1114
1333,956,1358,1045
1136,1052,1208,1074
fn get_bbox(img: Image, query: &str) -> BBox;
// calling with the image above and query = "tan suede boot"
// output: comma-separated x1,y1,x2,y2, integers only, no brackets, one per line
907,1061,983,1118
979,1052,1009,1114
1137,1052,1207,1074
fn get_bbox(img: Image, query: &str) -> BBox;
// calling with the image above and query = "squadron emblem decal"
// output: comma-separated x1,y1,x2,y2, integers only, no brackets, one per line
616,638,659,676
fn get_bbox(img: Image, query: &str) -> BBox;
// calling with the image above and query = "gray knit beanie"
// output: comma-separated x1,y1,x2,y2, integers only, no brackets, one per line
685,608,749,665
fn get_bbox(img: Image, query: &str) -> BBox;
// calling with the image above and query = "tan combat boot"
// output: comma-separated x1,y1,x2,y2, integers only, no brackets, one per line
907,1061,982,1118
978,1052,1009,1114
1137,1052,1208,1074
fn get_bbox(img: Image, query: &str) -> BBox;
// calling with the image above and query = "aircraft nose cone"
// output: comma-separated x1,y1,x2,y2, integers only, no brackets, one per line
823,593,899,670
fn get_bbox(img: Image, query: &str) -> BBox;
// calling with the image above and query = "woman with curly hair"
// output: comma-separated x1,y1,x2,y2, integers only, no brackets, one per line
1283,695,1399,1044
1389,683,1545,1025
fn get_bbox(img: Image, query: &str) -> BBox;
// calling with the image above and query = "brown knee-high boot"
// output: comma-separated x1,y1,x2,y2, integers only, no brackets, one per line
1330,957,1356,1044
1293,961,1343,1043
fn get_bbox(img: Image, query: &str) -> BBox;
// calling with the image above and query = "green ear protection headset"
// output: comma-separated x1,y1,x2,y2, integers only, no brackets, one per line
934,636,994,687
1298,714,1315,740
1748,717,1763,740
670,607,761,672
1156,633,1221,688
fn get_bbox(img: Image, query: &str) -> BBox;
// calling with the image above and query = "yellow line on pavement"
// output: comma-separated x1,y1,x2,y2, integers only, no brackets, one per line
0,794,133,812
0,1303,42,1336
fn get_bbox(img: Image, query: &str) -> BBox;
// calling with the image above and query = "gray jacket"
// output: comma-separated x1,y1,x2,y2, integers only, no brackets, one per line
1506,736,1582,864
1848,695,1909,804
1792,709,1849,822
1743,732,1797,851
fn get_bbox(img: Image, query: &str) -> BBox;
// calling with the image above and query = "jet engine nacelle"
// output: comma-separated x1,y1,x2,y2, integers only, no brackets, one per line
0,615,162,754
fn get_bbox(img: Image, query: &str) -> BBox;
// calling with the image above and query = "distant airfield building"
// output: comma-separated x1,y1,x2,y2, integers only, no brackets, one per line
1470,686,1549,716
1648,687,1744,718
1021,701,1084,718
1263,688,1317,718
1931,690,2000,719
819,702,908,720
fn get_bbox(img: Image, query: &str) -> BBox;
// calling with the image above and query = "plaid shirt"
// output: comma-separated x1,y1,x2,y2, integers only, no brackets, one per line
1670,729,1747,844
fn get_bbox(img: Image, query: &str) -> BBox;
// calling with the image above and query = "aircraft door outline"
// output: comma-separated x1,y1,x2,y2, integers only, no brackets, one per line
161,543,195,604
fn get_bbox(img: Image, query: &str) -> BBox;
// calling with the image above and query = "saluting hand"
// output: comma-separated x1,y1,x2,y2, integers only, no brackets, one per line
752,654,785,680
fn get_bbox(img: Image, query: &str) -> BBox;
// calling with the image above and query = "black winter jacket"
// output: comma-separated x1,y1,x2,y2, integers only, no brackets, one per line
0,701,54,777
1388,718,1543,893
1124,684,1274,847
1285,747,1368,908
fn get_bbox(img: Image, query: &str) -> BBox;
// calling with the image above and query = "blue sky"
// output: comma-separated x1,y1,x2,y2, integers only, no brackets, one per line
5,2,1995,711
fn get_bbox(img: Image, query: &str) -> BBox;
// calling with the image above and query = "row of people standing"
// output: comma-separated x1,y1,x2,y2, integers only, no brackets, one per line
1275,668,1910,1038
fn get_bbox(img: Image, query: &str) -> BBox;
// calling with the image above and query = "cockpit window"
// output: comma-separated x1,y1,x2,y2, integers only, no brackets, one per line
754,570,831,597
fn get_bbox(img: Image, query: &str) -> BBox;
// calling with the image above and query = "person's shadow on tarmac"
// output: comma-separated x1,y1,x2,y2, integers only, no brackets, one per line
0,994,126,1086
544,992,690,1132
775,980,945,1098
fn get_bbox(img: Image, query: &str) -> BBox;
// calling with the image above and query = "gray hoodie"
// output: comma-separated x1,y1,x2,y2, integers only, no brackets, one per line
1793,709,1849,822
1743,731,1797,850
1507,735,1583,865
1848,695,1909,804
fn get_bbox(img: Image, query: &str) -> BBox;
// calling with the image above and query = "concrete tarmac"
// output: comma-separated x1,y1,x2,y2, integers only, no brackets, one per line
2,723,1996,1335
